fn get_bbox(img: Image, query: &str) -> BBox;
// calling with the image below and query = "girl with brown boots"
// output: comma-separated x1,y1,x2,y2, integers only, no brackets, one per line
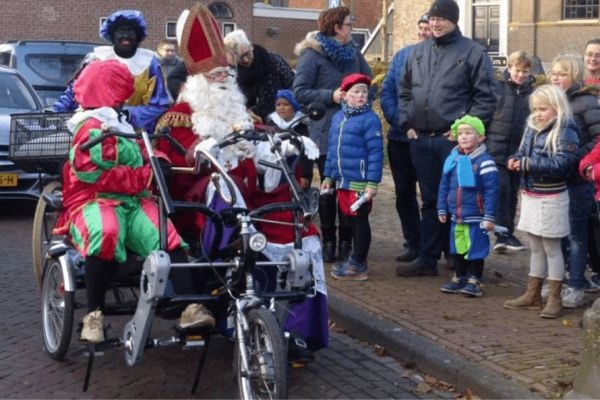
503,85,580,318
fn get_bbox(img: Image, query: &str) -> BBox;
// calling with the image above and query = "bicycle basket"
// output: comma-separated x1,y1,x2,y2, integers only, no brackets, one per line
9,112,74,174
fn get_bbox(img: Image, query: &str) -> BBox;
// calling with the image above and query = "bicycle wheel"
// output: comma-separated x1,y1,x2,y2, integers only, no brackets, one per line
42,259,74,360
235,307,288,400
32,181,62,288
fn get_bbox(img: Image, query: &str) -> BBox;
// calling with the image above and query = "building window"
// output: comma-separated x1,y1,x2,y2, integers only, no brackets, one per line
222,22,236,36
209,2,233,18
351,30,369,50
166,22,177,39
563,0,599,19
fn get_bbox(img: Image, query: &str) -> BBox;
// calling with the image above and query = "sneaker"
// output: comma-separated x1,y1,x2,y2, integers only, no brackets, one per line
440,274,467,294
582,279,600,293
561,286,585,308
493,235,508,252
591,272,600,287
461,277,483,297
179,303,215,329
505,235,527,251
80,310,104,343
330,258,368,281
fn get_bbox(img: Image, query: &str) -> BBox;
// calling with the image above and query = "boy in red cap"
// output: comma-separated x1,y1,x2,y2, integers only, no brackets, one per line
321,73,383,280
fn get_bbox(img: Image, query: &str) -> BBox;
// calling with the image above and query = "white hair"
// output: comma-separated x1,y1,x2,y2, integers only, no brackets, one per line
223,29,252,54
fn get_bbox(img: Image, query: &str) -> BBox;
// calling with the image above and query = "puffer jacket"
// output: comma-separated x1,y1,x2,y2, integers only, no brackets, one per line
293,32,372,154
565,83,600,184
485,70,535,165
579,140,600,200
437,144,498,224
510,119,580,194
380,44,415,142
399,27,497,134
323,108,383,191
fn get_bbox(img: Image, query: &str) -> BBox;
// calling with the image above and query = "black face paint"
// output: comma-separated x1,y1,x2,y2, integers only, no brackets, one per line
112,24,139,58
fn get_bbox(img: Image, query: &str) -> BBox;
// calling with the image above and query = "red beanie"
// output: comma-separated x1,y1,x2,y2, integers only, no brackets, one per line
73,60,135,109
340,73,371,92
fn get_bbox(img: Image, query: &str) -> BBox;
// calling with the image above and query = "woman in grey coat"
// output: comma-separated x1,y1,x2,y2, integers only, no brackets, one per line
293,6,371,263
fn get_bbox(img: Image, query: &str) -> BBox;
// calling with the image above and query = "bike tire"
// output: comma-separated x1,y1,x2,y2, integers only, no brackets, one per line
32,181,62,288
42,259,74,361
235,307,288,400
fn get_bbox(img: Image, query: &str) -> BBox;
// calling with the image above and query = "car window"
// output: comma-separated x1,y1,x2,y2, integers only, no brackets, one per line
0,72,39,109
25,54,85,84
0,51,11,66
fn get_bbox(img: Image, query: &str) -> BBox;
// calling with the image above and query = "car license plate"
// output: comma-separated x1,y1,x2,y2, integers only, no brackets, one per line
0,173,18,187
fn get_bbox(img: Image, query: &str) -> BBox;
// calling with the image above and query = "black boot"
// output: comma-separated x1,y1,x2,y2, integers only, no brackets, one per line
322,242,335,263
338,241,352,261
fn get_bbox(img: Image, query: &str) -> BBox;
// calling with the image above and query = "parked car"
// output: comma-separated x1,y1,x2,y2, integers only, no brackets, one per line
0,65,47,200
0,40,99,107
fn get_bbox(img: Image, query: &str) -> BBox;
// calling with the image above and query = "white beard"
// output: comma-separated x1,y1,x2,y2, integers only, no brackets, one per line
180,74,254,164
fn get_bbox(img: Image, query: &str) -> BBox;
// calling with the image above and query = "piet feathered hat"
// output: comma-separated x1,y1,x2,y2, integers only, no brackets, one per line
100,10,148,43
177,2,229,75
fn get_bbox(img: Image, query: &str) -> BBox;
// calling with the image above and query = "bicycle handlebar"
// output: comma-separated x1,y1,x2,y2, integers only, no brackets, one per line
79,127,186,155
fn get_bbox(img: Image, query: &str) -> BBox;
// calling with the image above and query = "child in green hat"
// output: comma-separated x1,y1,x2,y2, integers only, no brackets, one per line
437,114,499,297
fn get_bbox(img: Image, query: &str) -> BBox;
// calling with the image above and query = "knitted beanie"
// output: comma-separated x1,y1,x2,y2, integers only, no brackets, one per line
340,73,371,92
274,89,301,111
451,114,485,139
428,0,459,24
418,13,429,25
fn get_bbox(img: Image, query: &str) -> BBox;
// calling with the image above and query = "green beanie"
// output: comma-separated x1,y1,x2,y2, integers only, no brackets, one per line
451,114,485,139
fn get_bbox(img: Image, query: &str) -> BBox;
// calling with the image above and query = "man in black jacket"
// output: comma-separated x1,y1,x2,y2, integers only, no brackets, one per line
395,0,497,277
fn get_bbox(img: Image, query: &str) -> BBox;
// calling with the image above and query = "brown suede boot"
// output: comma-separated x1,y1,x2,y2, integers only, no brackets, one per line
503,276,543,309
540,279,563,319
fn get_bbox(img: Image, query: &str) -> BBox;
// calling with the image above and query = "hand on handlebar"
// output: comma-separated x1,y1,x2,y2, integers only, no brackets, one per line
194,137,218,158
299,137,319,160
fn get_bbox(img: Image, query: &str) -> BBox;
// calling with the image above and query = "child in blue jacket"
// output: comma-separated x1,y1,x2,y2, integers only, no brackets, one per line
321,73,383,281
438,115,499,297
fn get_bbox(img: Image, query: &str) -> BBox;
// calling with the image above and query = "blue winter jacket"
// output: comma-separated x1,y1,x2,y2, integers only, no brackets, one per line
323,108,383,191
510,119,580,194
380,45,414,142
438,144,499,224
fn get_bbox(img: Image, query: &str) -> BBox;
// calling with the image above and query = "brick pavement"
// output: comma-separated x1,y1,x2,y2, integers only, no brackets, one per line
326,168,595,399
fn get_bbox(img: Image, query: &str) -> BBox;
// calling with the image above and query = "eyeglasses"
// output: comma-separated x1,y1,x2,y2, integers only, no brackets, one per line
239,50,253,62
343,22,353,27
204,69,232,80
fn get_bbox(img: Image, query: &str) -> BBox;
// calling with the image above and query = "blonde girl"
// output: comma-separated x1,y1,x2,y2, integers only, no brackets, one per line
549,53,600,307
503,84,579,319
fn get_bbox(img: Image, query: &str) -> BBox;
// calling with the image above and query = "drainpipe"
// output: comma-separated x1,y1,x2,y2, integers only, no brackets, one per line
382,0,388,61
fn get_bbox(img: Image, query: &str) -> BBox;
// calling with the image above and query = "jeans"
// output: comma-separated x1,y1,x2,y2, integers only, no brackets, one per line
388,140,421,251
409,134,455,265
565,182,594,289
494,164,520,234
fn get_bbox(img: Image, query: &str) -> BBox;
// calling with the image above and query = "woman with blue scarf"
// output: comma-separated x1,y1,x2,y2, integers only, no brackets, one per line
293,6,372,264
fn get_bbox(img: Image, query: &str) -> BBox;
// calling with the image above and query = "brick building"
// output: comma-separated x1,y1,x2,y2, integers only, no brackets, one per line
390,0,600,66
0,1,252,52
0,1,382,65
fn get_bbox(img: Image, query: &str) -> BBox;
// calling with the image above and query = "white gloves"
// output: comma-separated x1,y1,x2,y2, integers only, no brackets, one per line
278,136,319,160
300,136,319,160
193,137,218,158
